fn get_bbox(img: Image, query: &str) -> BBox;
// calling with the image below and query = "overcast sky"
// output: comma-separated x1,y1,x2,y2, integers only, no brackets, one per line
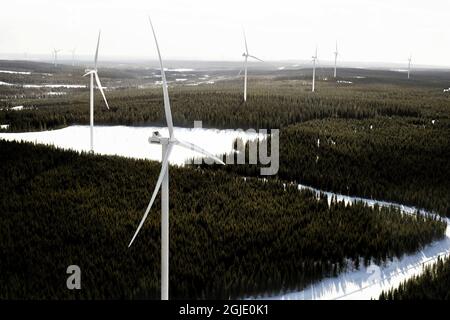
1,0,450,66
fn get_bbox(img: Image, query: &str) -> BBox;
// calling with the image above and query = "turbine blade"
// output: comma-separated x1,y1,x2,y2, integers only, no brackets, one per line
128,144,173,247
248,55,264,62
175,139,225,165
243,29,248,55
82,71,92,77
148,17,174,138
94,72,110,109
94,30,101,70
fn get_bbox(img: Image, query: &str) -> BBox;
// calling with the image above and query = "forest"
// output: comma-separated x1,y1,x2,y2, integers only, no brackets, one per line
216,117,450,217
0,140,446,299
379,256,450,300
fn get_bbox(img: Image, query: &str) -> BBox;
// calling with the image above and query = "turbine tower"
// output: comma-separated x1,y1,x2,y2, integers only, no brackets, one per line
128,17,225,301
239,29,263,102
71,48,77,67
53,48,61,67
312,47,318,92
333,42,338,78
408,55,412,79
82,31,110,153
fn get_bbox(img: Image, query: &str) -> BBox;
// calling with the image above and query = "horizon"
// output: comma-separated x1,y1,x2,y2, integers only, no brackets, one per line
2,0,450,68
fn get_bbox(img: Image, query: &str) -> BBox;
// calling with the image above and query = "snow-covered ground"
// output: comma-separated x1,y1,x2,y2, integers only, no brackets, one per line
0,125,263,166
0,70,31,75
0,81,85,88
23,84,86,89
249,184,450,300
164,68,195,72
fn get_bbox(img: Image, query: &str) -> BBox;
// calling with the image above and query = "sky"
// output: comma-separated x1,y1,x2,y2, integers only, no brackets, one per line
1,0,450,66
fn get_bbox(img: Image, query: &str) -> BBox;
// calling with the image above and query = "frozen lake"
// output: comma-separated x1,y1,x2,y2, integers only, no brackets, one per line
0,125,263,166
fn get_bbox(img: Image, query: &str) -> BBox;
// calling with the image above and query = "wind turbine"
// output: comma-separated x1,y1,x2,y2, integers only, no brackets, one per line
53,48,62,67
312,47,318,92
239,29,263,102
128,18,225,301
71,48,77,67
333,42,338,78
82,31,109,153
408,55,412,79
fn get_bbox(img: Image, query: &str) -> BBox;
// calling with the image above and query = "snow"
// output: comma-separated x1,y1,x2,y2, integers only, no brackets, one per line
47,92,66,96
23,84,86,89
0,124,9,129
164,68,194,72
11,106,24,111
337,80,353,84
0,81,85,88
247,183,450,300
0,125,264,166
278,66,286,70
175,78,188,82
0,70,31,75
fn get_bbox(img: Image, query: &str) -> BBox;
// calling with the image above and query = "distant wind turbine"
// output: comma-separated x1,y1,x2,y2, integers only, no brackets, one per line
53,48,62,67
71,48,77,67
238,29,263,102
82,31,110,153
408,55,412,79
128,17,225,301
333,42,338,78
312,47,318,92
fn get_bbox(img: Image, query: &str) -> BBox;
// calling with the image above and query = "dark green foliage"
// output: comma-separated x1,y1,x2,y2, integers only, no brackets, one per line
220,117,450,216
0,140,446,299
380,256,450,300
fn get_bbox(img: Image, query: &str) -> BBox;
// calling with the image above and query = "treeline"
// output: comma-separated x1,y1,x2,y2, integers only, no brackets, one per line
212,117,450,217
0,140,445,299
380,256,450,300
0,88,426,132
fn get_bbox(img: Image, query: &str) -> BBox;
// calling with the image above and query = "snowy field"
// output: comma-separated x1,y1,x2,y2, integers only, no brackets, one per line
0,125,264,166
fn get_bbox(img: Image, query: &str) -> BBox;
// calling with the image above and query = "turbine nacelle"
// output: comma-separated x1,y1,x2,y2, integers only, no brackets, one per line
149,132,169,145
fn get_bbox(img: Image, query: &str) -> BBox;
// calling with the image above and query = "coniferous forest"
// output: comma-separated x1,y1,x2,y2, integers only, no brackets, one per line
1,60,449,299
379,256,450,300
0,140,445,299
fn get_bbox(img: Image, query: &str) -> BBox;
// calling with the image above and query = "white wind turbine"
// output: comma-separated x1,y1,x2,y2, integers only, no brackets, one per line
82,31,110,153
239,29,263,102
312,47,318,92
408,55,412,79
128,18,225,301
53,48,62,67
71,48,77,67
333,42,338,78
